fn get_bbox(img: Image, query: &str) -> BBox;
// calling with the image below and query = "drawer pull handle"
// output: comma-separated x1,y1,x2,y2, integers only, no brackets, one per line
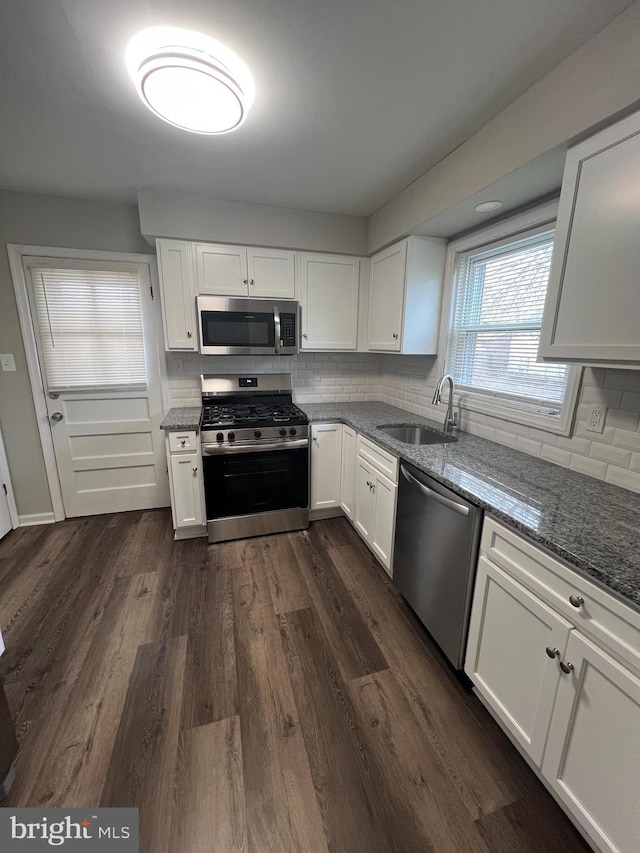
559,660,574,674
569,594,584,608
545,647,559,659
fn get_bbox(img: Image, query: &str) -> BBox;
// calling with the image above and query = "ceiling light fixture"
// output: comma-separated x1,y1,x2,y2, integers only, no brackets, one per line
126,27,254,134
474,200,503,213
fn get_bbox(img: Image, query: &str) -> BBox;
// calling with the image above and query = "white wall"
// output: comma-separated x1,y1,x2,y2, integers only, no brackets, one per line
138,189,369,255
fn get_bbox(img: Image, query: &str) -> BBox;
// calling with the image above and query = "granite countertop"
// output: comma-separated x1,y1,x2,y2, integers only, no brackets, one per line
299,401,640,610
160,407,202,431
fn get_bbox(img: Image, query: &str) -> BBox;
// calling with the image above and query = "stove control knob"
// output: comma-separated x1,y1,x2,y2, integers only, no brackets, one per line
228,432,236,442
216,432,224,442
279,428,287,437
254,429,262,439
289,427,297,436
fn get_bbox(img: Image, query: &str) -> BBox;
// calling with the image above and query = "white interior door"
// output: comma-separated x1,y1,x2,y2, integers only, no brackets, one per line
26,257,170,518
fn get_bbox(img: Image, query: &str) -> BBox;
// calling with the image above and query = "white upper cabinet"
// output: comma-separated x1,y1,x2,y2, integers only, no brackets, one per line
195,243,296,298
247,247,296,299
156,239,197,351
298,253,360,350
539,109,640,366
367,236,445,354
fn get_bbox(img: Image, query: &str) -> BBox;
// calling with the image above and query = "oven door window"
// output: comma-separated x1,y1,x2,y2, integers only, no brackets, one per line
203,447,308,519
201,310,275,348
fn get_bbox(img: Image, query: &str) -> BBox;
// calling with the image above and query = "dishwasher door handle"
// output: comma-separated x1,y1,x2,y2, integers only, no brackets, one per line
400,465,470,517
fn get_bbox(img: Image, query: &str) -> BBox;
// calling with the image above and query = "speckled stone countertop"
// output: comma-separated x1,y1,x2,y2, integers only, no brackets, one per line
160,407,201,431
299,401,640,610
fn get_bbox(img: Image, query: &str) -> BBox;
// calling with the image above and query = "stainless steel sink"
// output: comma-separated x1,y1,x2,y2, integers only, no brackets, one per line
378,424,457,445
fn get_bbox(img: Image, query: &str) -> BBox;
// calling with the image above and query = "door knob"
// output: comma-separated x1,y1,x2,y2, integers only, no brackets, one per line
50,412,63,422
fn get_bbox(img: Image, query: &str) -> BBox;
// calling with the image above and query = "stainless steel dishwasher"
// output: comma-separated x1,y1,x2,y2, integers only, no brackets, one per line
393,462,483,669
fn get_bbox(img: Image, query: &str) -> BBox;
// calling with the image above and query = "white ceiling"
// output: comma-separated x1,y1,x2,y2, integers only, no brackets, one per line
0,0,633,216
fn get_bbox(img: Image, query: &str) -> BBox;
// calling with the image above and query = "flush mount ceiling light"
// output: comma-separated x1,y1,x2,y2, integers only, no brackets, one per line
126,27,254,134
474,200,503,213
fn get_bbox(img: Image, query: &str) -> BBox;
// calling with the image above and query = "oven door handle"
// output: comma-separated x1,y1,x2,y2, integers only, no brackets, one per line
274,307,281,354
202,438,309,455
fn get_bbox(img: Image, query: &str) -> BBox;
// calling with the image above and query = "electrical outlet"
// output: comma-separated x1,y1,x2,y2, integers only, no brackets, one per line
586,405,606,433
313,368,321,382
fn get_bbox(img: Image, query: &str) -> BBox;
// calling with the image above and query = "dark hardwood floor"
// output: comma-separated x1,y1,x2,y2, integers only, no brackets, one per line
0,510,591,852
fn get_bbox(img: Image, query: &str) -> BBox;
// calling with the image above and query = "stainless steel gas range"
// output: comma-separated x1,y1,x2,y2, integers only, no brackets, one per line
200,373,309,543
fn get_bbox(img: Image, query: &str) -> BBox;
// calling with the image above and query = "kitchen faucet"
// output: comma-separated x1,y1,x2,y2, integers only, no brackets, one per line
432,374,458,434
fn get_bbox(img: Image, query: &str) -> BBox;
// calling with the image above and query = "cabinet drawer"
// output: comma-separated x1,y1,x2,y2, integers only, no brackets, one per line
168,431,198,452
481,518,640,674
356,435,398,483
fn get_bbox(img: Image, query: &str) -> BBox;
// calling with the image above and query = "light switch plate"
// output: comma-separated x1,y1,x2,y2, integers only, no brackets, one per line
0,354,16,372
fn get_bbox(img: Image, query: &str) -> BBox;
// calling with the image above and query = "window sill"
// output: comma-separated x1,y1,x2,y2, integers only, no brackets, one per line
453,367,581,437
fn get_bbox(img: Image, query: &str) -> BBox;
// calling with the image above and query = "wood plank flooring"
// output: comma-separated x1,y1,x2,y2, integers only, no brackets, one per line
0,510,591,852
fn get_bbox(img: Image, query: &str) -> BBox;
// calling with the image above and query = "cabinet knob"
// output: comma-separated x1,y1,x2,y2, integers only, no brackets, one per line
569,594,584,608
250,279,255,286
559,660,574,674
313,436,317,441
50,412,63,422
187,331,192,338
302,333,308,338
243,278,248,284
393,333,398,339
180,439,186,446
545,646,559,659
192,466,198,474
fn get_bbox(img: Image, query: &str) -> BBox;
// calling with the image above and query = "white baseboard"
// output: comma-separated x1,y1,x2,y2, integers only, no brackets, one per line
18,512,56,527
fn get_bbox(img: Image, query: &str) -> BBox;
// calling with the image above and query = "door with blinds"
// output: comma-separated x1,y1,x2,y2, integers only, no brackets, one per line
25,258,169,517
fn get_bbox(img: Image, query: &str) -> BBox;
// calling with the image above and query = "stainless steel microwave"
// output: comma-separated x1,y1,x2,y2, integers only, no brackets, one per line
197,296,299,356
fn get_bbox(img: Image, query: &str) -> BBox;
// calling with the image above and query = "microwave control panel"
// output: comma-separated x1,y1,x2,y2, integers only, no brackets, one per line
280,313,297,346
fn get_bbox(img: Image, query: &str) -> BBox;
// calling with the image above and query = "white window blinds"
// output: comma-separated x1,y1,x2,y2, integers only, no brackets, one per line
447,229,569,410
29,265,147,391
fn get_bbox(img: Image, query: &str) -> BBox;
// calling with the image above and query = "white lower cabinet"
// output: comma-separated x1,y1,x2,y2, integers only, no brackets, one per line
310,423,343,510
340,425,356,520
166,432,205,531
354,442,397,576
466,518,640,853
466,556,573,765
542,632,640,853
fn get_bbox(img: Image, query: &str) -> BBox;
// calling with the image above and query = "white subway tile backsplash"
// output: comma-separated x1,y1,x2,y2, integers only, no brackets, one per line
588,443,632,467
605,466,640,494
570,454,607,479
541,445,572,467
167,353,640,496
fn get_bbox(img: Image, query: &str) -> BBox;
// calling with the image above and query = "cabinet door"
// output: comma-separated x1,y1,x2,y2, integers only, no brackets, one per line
370,471,397,575
340,425,356,520
465,557,573,765
195,243,248,296
354,457,375,542
542,632,640,853
367,241,406,351
247,248,296,299
156,239,197,350
539,110,640,365
298,254,359,350
170,452,204,527
310,423,343,509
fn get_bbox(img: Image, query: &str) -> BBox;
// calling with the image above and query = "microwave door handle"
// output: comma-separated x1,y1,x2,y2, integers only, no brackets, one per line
274,307,281,354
